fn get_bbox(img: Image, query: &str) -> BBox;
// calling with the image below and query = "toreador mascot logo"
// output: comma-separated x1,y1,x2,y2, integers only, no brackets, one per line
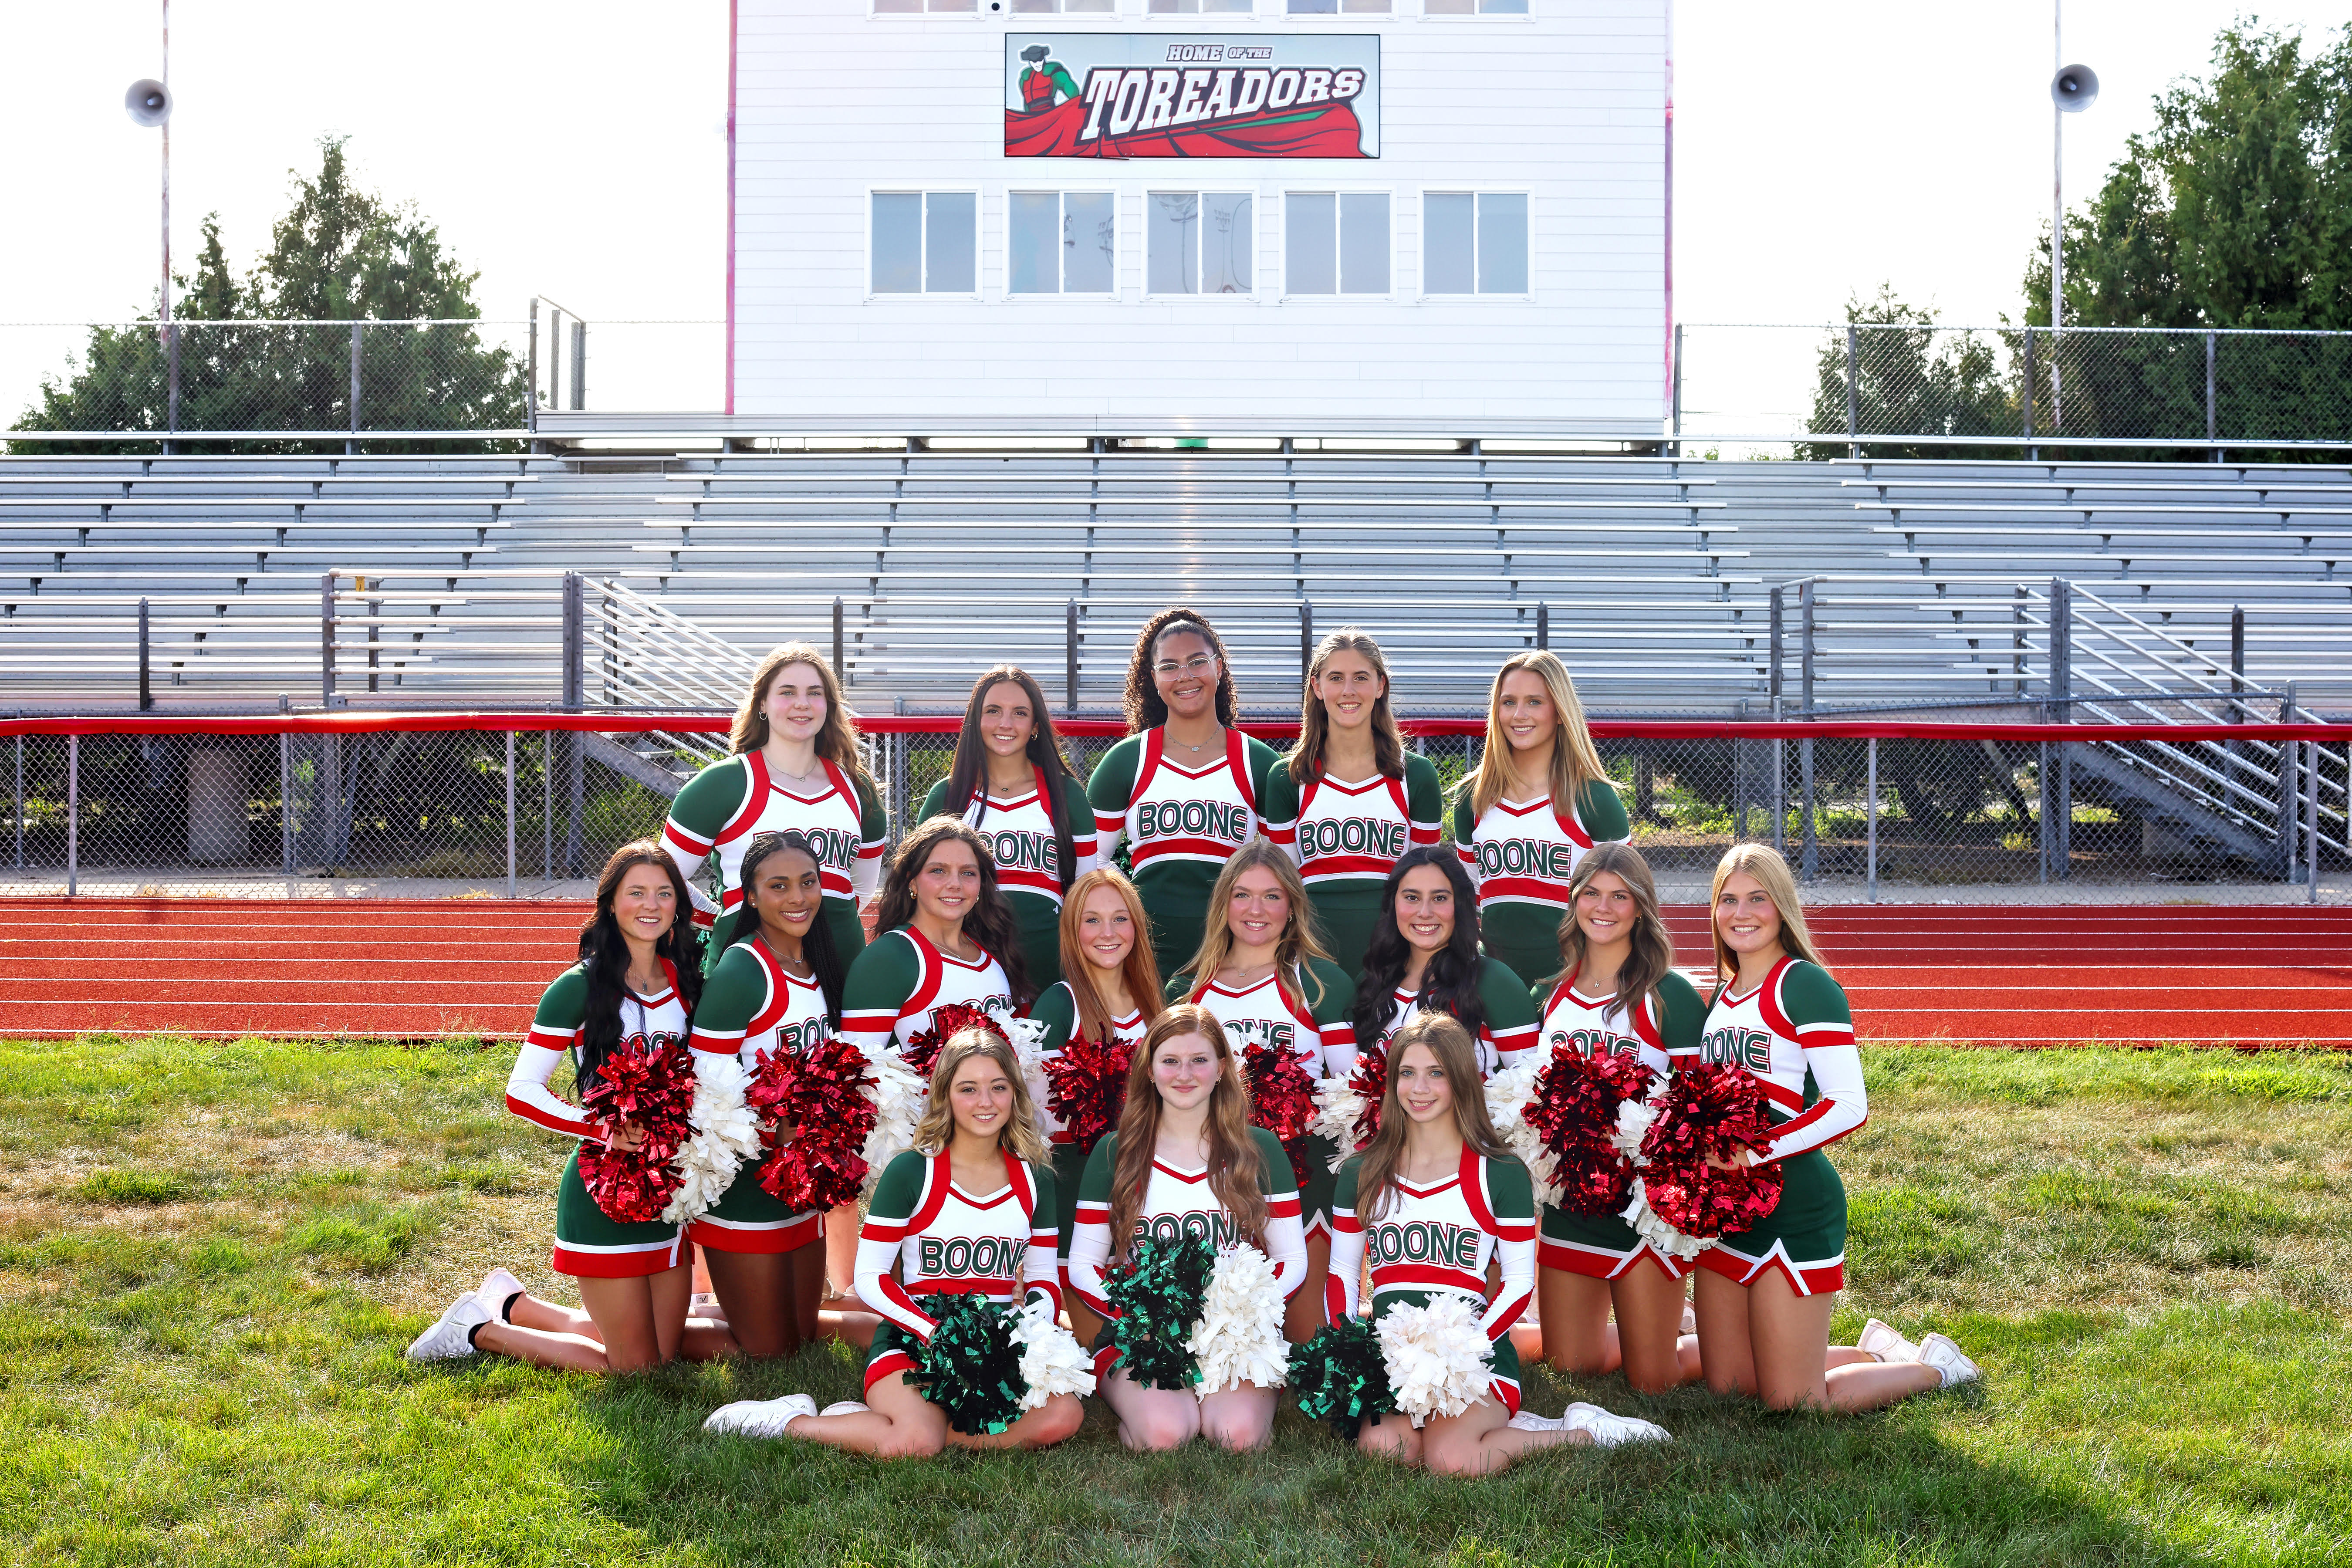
1007,42,1371,160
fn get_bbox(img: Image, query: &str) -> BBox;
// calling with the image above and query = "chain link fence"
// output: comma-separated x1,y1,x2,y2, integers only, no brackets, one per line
7,718,2341,903
1677,323,2352,456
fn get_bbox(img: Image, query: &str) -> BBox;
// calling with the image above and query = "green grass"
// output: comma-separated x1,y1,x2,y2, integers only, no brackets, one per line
5,1038,2350,1566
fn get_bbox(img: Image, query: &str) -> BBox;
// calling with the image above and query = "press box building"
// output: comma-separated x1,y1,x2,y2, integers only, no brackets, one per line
727,0,1671,437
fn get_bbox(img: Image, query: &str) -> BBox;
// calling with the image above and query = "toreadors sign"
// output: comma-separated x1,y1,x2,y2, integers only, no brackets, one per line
1005,34,1380,159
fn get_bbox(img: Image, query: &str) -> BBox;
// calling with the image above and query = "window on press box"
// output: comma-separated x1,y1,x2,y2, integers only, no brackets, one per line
872,193,977,294
1288,0,1391,12
1285,193,1389,296
1424,0,1527,13
1149,194,1254,295
1149,0,1253,13
1008,0,1113,10
872,0,976,12
1010,193,1117,295
1423,193,1528,295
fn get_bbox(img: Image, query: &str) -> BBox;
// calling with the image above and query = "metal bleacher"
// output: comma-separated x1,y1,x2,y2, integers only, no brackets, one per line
4,447,2351,721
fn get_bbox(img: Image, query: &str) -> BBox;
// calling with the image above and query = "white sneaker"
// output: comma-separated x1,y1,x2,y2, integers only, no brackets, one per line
690,1291,722,1318
819,1400,869,1418
1916,1332,1980,1388
1859,1317,1920,1364
474,1267,526,1316
406,1292,493,1362
1679,1301,1697,1336
1505,1408,1562,1432
1561,1401,1672,1447
703,1392,818,1438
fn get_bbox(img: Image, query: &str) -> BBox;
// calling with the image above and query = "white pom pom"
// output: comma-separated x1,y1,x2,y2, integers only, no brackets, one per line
1011,1295,1096,1409
858,1048,931,1195
999,1014,1050,1077
1186,1244,1291,1396
1620,1175,1709,1262
1611,1090,1660,1162
1376,1293,1494,1426
1481,1059,1561,1206
1311,1075,1366,1172
662,1052,763,1225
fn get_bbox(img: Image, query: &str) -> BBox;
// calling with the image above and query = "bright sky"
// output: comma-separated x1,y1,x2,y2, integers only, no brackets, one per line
2,1,2342,424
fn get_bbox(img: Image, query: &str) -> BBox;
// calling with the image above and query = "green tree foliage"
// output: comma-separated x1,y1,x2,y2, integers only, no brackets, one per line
13,139,523,453
1798,286,2019,460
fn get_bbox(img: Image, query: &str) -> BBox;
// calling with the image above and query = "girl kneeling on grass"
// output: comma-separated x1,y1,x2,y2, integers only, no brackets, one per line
1066,1004,1307,1453
1329,1014,1668,1475
407,841,733,1371
1692,843,1980,1409
702,1028,1084,1457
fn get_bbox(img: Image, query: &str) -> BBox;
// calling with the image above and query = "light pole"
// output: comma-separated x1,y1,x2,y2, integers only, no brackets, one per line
124,2,176,441
2050,1,2098,435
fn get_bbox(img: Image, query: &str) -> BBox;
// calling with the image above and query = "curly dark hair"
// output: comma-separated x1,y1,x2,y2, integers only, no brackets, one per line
1122,606,1240,733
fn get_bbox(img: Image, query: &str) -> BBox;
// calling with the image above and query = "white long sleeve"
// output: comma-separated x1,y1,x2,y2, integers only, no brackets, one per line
504,1042,595,1140
1758,1044,1869,1163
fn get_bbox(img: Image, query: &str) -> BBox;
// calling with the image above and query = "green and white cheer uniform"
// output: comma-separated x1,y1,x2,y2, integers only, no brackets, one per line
1260,754,1444,979
1176,959,1356,1238
1325,1145,1537,1415
1533,969,1705,1280
1067,1127,1307,1380
507,961,694,1278
841,926,1014,1060
683,936,831,1254
662,750,888,968
1450,780,1630,987
1025,981,1153,1282
918,767,1100,989
1358,955,1542,1077
855,1148,1062,1394
1693,956,1866,1296
1087,726,1281,980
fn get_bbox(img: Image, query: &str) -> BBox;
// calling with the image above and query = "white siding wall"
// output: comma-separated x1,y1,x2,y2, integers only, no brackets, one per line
732,0,1667,434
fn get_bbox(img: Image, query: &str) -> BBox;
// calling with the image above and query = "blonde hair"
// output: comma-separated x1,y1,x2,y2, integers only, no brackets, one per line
1708,843,1833,988
909,1027,1050,1164
1285,627,1406,789
1057,867,1164,1048
1465,651,1610,821
728,642,878,797
1179,839,1331,1012
1105,1005,1267,1257
1351,1014,1510,1222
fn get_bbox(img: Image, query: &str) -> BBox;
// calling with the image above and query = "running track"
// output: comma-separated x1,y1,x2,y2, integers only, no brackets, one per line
5,898,2347,1044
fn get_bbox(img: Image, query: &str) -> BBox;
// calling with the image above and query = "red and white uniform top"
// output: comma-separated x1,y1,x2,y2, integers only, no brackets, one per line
1370,987,1541,1079
855,1148,1061,1375
506,961,688,1140
1187,965,1348,1079
1266,772,1439,890
941,767,1100,908
1093,728,1264,879
686,940,832,1074
662,751,885,929
1537,980,1675,1078
1699,956,1867,1164
1455,791,1602,918
841,926,1015,1058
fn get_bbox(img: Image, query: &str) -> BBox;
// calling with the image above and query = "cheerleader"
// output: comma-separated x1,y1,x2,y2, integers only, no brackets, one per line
1692,844,1981,1409
1026,866,1164,1349
1329,1014,1669,1474
1088,608,1282,980
1167,839,1353,1342
1067,1005,1308,1452
703,1028,1085,1456
1450,652,1630,986
662,643,888,969
681,830,843,1357
1533,842,1706,1392
841,817,1034,1057
1262,629,1444,980
407,842,724,1371
1348,845,1540,1075
916,664,1099,988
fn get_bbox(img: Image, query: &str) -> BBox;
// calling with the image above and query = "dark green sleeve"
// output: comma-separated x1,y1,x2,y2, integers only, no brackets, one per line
1577,776,1631,842
1029,1161,1061,1236
1404,753,1445,841
1780,961,1856,1030
1479,955,1540,1028
1332,1156,1361,1214
1029,980,1077,1052
842,929,924,1047
917,778,954,826
531,965,589,1032
1244,736,1282,825
1248,1125,1299,1199
866,1149,929,1223
856,775,890,846
1164,970,1196,1004
666,754,749,845
1260,757,1300,836
1450,789,1477,848
1483,1153,1536,1225
1304,955,1355,1026
693,941,770,1034
1087,737,1143,820
1078,1131,1120,1205
1654,970,1707,1057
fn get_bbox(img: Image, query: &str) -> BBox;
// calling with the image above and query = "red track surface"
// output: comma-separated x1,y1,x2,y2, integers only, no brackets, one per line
5,898,2349,1045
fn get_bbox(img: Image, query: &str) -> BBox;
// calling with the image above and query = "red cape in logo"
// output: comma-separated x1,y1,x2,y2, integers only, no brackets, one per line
1005,98,1369,159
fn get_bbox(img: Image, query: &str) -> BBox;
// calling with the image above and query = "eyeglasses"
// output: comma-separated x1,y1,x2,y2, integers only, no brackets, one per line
1152,654,1220,677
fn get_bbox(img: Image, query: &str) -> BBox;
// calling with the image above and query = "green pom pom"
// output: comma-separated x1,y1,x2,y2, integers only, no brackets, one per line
903,1293,1026,1436
1104,1232,1216,1391
1289,1313,1394,1441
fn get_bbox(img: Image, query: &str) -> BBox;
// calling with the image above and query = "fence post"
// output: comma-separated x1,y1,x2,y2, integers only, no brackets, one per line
279,730,294,878
2308,734,2321,904
505,730,518,900
1800,581,1816,881
526,299,540,438
1769,585,1785,852
1732,699,1748,840
1845,324,1860,460
890,697,909,833
2022,327,2037,459
1536,601,1549,652
138,597,152,711
66,735,78,898
571,319,587,410
543,730,554,879
833,597,845,683
2052,578,2072,875
561,572,584,877
2205,330,2217,460
1866,737,1878,902
2278,681,2300,882
348,321,362,455
1065,598,1079,714
1670,322,1683,458
320,573,337,705
12,735,21,868
1299,600,1313,689
2038,733,2050,885
2012,584,2027,696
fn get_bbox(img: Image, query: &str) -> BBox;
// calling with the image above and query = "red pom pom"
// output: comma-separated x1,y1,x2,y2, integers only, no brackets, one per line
576,1038,696,1223
1042,1030,1132,1157
901,1002,1007,1085
1342,1044,1387,1153
1524,1049,1655,1215
753,1034,882,1212
1636,1060,1786,1239
1242,1043,1319,1186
